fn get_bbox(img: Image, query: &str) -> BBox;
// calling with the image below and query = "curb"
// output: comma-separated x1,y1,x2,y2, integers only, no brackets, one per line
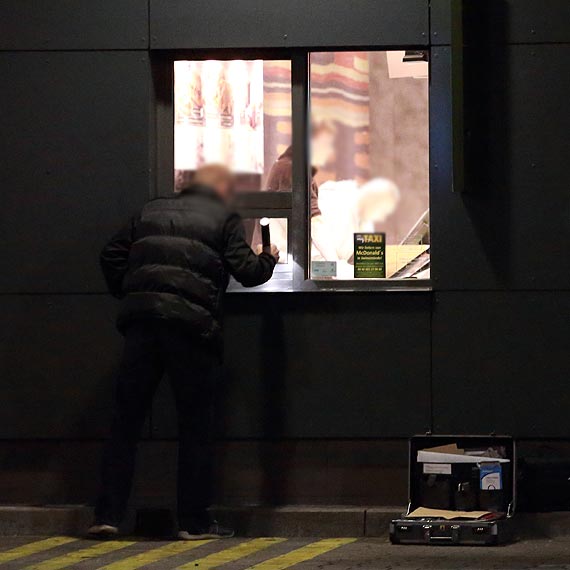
0,505,568,539
0,506,93,536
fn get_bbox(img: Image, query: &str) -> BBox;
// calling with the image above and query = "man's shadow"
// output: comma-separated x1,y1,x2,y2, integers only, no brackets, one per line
259,303,289,506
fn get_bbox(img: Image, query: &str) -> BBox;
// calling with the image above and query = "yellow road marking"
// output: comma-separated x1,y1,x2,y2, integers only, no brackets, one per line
96,540,213,570
23,540,136,570
176,538,287,569
244,538,357,570
0,537,77,564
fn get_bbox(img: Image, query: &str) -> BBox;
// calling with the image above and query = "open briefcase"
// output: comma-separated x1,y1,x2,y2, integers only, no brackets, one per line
390,435,516,546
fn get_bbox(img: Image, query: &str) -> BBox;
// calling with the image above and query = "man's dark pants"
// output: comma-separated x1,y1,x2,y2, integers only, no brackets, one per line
95,319,218,530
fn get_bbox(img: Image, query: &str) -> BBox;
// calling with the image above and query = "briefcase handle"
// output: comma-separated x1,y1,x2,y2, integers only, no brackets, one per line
423,524,461,544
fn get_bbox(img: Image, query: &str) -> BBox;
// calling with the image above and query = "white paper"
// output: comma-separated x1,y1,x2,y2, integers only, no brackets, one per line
311,261,337,277
418,450,510,464
423,463,452,475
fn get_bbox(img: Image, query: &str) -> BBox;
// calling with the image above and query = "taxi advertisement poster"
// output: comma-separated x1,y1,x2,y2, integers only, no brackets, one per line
353,233,386,278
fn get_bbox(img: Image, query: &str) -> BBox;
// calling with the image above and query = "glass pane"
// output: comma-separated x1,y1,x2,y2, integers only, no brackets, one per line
174,60,292,193
243,217,288,264
309,51,430,280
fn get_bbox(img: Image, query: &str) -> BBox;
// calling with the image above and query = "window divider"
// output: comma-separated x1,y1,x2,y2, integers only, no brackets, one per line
235,209,291,219
290,49,311,287
233,191,292,210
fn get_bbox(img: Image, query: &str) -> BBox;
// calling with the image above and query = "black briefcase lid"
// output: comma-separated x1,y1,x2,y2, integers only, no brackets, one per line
407,435,516,518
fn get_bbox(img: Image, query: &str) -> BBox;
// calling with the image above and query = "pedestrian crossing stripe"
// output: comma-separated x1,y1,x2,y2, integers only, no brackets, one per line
23,540,136,570
175,538,286,569
0,537,77,564
96,539,213,570
243,538,357,569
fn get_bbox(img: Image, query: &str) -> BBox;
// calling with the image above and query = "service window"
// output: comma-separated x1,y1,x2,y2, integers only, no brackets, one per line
170,50,430,291
309,51,429,281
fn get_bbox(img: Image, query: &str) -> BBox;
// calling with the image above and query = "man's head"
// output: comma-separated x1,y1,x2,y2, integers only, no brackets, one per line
311,121,336,168
192,164,235,202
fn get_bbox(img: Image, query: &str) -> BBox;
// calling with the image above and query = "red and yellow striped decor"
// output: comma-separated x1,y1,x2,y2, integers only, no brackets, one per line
262,53,372,186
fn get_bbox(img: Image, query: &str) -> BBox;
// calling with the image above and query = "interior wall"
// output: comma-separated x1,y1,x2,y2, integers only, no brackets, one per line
311,51,371,184
369,53,429,243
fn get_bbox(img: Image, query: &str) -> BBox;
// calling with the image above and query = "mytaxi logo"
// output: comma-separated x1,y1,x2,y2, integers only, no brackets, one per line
362,234,383,244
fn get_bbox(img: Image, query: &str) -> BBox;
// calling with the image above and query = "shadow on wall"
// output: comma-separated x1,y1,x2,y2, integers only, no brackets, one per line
259,305,289,505
0,296,121,505
463,0,511,285
216,303,292,506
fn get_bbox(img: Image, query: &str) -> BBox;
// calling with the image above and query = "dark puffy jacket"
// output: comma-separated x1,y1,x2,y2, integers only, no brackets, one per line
100,185,276,344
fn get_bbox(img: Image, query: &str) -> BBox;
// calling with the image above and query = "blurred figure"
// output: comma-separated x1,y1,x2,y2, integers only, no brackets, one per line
318,177,400,261
357,178,400,228
265,122,336,260
91,164,279,540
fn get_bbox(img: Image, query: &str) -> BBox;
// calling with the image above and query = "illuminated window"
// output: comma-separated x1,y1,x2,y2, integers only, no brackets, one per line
309,51,429,280
169,51,430,290
174,60,292,194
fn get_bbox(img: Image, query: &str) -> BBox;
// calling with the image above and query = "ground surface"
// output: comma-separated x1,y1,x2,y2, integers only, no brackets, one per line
0,536,569,570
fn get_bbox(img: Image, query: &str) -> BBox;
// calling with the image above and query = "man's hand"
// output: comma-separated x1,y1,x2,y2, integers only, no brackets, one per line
256,244,280,263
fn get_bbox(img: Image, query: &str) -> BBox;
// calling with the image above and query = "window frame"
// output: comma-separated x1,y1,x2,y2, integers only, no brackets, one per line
152,45,446,294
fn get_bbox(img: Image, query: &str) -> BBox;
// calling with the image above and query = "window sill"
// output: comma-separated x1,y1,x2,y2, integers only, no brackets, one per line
227,278,431,294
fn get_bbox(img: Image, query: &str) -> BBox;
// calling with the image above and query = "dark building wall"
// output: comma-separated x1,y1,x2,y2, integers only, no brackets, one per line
0,0,569,509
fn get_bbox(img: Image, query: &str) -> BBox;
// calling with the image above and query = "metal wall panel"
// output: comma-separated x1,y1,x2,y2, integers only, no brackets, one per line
431,0,570,46
429,0,453,46
432,292,570,437
0,439,410,506
431,44,570,290
464,0,570,45
0,0,148,51
0,52,151,293
0,295,123,439
150,0,428,50
151,293,432,439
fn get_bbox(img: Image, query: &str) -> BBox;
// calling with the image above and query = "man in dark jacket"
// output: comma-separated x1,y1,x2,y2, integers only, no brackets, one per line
89,165,278,540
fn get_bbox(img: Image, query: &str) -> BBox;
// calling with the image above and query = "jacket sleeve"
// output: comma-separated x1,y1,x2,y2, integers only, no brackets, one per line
100,217,138,299
222,212,276,287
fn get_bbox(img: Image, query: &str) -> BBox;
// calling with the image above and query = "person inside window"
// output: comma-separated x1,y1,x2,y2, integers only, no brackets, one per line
264,122,337,261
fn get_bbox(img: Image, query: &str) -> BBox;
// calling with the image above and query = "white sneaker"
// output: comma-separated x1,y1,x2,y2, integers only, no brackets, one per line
88,524,119,539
